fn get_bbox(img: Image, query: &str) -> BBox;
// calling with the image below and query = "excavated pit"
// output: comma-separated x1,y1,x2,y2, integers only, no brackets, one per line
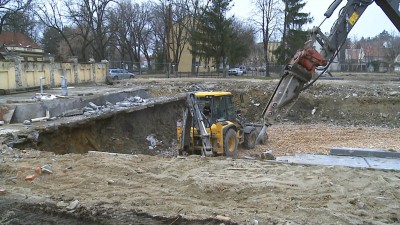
35,96,186,155
31,91,400,156
0,195,233,225
5,78,399,157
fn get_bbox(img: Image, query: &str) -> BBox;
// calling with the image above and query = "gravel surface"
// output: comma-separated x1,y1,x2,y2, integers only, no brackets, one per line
1,73,400,224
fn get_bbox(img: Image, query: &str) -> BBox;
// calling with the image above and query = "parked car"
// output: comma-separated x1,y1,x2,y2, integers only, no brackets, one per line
258,66,266,72
132,66,149,74
238,66,247,74
109,69,135,80
228,68,244,76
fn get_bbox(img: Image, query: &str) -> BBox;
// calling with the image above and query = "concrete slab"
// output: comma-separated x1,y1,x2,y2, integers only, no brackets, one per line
318,76,344,80
1,87,151,123
277,153,400,171
330,147,400,158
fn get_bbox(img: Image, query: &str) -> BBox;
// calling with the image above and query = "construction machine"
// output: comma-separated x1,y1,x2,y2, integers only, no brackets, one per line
177,92,263,157
256,0,400,142
177,0,399,157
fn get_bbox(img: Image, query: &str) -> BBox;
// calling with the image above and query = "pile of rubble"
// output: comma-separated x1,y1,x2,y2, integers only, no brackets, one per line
62,95,148,118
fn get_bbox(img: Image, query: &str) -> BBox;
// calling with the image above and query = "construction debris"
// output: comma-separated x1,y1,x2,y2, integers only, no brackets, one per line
66,200,80,210
146,134,160,149
41,164,53,174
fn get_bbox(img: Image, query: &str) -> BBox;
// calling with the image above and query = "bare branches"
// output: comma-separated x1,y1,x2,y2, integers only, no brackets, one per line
0,0,32,33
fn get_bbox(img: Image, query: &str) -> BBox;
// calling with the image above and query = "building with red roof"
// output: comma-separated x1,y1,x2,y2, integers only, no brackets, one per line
0,31,45,61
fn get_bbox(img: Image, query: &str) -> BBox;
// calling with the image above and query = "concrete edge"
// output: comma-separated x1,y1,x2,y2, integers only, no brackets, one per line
330,147,400,159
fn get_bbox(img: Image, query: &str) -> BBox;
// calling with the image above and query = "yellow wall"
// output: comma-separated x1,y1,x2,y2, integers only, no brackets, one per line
0,61,108,91
0,62,16,90
267,42,280,63
175,46,213,73
169,17,211,73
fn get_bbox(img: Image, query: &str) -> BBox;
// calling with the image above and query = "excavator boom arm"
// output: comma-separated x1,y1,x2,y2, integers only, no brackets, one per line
180,93,213,156
257,0,400,142
376,0,400,29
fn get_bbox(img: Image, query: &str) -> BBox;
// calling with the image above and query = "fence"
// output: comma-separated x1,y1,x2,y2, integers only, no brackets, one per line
110,61,286,77
0,56,108,94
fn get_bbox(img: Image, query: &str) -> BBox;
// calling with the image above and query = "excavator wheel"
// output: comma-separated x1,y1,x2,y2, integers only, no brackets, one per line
224,129,238,157
243,129,257,149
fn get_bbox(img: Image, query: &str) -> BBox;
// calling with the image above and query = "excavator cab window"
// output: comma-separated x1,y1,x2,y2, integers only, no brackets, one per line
198,95,235,123
210,95,235,122
198,97,212,123
225,96,235,121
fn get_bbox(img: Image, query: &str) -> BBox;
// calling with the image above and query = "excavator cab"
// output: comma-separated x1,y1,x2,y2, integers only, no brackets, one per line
196,92,236,125
177,92,261,157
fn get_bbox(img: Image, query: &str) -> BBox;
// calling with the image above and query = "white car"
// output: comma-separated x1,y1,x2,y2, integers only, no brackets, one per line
109,69,135,80
228,68,244,76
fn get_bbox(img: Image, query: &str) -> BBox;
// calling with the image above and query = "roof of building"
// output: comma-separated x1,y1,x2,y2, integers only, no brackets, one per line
0,31,40,48
345,48,365,60
395,54,400,63
359,41,391,58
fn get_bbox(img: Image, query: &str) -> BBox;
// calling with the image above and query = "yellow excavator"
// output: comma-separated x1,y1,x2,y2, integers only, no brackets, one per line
177,0,400,157
176,92,264,157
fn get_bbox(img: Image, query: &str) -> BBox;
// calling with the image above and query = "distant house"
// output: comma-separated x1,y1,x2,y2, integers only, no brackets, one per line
394,54,400,73
245,41,280,72
345,48,365,63
342,48,366,71
0,31,45,61
360,41,392,72
361,41,392,63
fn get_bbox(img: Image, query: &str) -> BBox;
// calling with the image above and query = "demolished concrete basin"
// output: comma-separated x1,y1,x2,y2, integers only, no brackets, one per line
7,89,149,124
34,94,186,155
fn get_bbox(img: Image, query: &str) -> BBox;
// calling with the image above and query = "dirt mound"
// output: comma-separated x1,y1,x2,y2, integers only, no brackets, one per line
1,151,399,224
134,77,400,127
1,74,400,224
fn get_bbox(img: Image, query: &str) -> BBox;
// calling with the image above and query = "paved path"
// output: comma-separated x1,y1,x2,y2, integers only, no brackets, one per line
277,153,400,171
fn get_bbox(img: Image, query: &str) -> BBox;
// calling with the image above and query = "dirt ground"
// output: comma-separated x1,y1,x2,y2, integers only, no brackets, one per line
1,73,400,224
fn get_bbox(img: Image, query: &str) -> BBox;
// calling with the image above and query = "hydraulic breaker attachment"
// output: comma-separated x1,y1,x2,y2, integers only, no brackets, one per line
257,0,400,144
256,46,327,143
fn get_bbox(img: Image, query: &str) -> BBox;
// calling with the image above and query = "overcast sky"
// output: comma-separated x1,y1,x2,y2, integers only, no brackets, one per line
231,0,399,39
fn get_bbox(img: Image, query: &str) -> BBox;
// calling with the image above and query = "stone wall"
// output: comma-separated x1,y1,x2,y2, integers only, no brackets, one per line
0,57,108,92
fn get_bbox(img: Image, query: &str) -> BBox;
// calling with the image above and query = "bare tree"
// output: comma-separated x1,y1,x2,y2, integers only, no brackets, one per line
228,19,256,66
36,0,77,58
149,0,211,74
0,0,32,34
167,0,193,72
185,0,212,73
139,5,156,72
109,1,154,71
66,0,114,61
253,0,282,76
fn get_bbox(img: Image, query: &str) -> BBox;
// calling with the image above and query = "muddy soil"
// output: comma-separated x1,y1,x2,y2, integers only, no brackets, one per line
1,73,400,224
140,75,400,128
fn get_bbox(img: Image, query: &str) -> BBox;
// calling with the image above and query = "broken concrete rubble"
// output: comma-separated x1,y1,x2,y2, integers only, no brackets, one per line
66,200,80,210
146,134,159,149
2,88,150,124
41,164,53,174
77,96,148,117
